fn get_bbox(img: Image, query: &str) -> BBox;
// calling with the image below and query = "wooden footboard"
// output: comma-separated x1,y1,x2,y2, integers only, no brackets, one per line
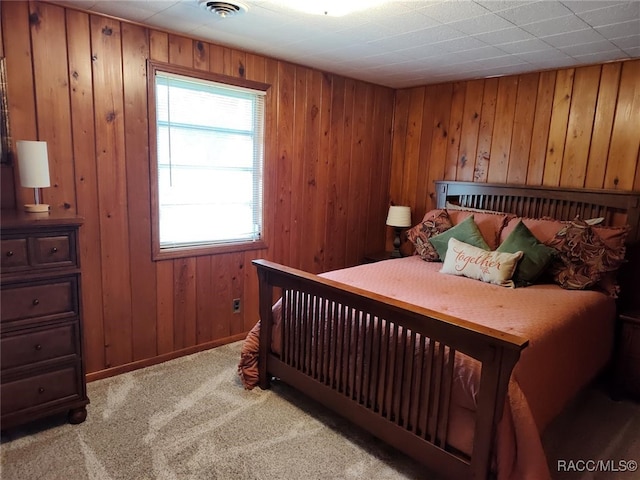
254,259,528,480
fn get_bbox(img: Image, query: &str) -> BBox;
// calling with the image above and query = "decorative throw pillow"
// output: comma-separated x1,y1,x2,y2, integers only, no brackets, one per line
497,220,557,286
446,210,512,250
546,217,628,295
429,215,490,261
406,209,453,261
440,238,523,287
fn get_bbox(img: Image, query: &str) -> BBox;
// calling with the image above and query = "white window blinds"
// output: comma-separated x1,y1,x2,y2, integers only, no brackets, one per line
155,71,265,248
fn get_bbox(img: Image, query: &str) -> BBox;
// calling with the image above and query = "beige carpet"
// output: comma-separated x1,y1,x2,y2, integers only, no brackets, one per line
1,341,638,480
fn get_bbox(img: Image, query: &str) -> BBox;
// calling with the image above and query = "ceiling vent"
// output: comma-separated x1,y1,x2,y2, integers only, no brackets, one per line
198,1,247,18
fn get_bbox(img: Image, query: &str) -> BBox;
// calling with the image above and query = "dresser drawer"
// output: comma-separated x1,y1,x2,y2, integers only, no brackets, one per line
1,366,79,415
1,324,77,370
1,238,29,270
31,235,73,267
0,280,76,323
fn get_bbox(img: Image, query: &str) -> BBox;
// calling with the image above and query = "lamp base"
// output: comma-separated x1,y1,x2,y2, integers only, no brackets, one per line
24,203,50,213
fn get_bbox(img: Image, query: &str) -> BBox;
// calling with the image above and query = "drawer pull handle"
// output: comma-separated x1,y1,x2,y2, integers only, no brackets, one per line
6,250,13,257
35,344,42,351
32,299,40,306
50,247,58,254
38,387,45,394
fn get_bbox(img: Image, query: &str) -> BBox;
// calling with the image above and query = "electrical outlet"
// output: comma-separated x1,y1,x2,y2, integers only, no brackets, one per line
232,298,241,313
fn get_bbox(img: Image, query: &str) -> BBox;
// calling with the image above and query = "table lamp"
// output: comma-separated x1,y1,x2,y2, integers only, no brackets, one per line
386,205,411,258
16,140,51,213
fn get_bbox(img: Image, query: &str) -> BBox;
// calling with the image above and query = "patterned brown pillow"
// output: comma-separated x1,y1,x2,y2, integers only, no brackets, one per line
547,217,628,295
406,209,453,261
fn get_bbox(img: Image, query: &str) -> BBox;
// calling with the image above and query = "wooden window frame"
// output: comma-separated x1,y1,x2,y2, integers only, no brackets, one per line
147,60,270,261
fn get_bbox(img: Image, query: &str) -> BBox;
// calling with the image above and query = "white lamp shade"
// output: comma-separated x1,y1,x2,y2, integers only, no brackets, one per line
386,205,411,227
17,140,51,188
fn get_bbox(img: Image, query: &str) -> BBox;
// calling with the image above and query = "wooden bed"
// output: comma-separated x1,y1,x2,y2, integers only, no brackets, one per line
249,181,640,479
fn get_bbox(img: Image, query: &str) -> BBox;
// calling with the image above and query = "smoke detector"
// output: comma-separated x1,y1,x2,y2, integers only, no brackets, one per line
198,1,248,18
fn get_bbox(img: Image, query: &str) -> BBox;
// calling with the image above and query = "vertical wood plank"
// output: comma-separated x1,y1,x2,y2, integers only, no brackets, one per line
487,76,518,183
193,39,209,71
174,257,196,349
29,2,76,211
560,65,601,188
444,82,466,181
402,88,425,206
196,256,213,344
300,69,326,272
389,89,410,204
3,1,37,209
168,34,192,67
414,87,435,219
585,62,621,189
507,73,538,185
149,30,168,62
543,68,575,186
66,8,105,374
90,15,133,368
426,83,454,208
156,260,174,355
274,61,295,266
604,60,640,190
325,75,347,271
526,71,556,185
346,80,368,266
122,22,157,361
457,80,484,182
289,66,306,270
474,78,498,183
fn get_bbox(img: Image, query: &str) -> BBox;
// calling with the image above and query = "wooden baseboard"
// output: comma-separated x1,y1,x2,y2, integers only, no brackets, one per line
85,333,248,382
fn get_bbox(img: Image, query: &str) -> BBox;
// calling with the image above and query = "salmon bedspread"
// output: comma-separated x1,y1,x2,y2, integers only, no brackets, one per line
238,256,616,479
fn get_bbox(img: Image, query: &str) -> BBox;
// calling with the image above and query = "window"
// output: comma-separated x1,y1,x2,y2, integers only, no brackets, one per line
148,62,268,259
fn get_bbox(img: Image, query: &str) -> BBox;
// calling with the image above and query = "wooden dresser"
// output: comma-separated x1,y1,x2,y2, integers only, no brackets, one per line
1,209,89,429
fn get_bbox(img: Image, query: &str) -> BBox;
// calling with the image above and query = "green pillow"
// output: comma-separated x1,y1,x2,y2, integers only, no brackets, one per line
497,220,556,286
429,215,489,261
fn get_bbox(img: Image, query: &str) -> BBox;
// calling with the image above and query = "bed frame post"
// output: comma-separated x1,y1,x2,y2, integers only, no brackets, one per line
256,267,274,390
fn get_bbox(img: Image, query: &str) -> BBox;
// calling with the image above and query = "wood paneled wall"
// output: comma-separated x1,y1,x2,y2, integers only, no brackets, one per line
1,1,394,377
390,60,640,224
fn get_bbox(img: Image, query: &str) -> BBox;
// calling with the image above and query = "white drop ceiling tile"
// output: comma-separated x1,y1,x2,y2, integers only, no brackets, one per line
571,49,630,63
517,48,572,61
473,26,536,44
88,2,160,21
623,45,640,56
529,56,580,69
448,13,515,35
541,27,607,48
576,3,640,28
561,1,627,14
611,34,640,49
476,54,529,68
497,37,551,54
596,19,640,39
496,1,574,24
420,1,491,23
448,45,511,61
370,10,442,33
432,35,489,53
474,1,538,13
521,14,593,36
367,24,464,48
560,39,622,56
146,11,208,32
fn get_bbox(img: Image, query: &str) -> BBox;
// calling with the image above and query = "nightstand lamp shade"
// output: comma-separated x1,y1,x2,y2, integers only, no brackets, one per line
386,205,411,258
17,140,51,213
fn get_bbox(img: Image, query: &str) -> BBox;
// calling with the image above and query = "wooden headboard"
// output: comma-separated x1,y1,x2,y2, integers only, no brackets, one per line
435,181,640,242
435,181,640,309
